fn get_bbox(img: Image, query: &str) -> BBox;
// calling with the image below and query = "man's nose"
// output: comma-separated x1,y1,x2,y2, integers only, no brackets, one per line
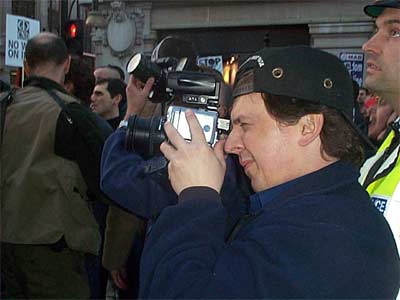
362,31,383,55
224,129,243,155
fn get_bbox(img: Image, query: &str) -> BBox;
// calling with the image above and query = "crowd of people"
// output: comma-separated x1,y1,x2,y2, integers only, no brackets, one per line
354,86,396,147
1,0,399,299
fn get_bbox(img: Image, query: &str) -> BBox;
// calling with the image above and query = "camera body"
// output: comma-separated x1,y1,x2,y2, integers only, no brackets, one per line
167,105,219,145
125,52,230,158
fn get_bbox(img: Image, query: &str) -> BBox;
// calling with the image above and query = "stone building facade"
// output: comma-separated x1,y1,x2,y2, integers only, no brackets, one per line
1,0,374,85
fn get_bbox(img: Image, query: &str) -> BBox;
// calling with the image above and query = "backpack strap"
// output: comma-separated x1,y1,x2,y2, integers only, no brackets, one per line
45,88,74,126
0,89,15,145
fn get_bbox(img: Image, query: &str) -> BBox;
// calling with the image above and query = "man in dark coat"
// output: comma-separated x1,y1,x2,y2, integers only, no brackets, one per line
140,46,399,298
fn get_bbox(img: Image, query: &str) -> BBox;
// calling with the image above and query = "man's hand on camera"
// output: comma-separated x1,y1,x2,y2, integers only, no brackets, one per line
124,75,155,120
160,110,226,196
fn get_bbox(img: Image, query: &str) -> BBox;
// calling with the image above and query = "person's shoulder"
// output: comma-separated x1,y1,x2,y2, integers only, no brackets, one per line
10,86,56,109
64,101,113,136
50,90,92,120
54,89,81,105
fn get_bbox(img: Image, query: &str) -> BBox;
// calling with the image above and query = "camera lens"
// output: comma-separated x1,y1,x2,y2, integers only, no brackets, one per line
126,53,163,84
126,53,169,103
125,115,166,159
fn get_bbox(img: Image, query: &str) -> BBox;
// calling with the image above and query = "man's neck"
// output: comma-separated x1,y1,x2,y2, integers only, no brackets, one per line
24,76,68,95
102,110,120,121
381,90,400,115
29,69,64,86
391,93,399,116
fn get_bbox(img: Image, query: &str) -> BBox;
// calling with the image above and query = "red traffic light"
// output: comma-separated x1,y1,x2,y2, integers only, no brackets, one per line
63,20,84,55
69,23,77,38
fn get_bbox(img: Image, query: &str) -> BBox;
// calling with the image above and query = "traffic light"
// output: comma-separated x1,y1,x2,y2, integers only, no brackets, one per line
63,20,84,55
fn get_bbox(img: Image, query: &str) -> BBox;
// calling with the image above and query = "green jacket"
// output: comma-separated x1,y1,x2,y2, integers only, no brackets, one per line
1,78,110,255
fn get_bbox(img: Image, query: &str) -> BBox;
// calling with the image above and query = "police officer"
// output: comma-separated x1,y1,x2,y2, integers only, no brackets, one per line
359,0,400,256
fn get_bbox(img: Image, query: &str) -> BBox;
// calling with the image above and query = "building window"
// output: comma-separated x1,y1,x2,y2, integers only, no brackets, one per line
12,0,36,19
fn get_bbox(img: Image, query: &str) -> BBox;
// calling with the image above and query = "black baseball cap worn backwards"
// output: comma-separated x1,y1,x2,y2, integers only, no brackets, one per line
233,46,374,148
233,46,354,119
364,0,400,18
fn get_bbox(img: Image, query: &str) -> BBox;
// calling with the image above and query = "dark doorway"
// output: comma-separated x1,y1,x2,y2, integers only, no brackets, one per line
158,25,310,60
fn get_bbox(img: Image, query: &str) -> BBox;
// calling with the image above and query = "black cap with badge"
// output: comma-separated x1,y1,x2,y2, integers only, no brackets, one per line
233,45,375,149
364,0,400,18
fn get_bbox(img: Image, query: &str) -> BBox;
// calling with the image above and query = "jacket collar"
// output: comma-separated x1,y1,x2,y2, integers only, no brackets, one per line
390,117,400,135
249,160,360,214
24,76,68,95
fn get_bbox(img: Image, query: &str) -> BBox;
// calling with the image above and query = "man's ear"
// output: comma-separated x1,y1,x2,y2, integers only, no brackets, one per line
24,60,31,76
64,80,74,94
112,94,122,106
63,55,71,74
298,113,324,146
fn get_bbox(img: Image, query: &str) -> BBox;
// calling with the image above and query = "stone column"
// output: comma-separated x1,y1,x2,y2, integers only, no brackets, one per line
135,1,157,57
38,0,48,31
91,0,156,79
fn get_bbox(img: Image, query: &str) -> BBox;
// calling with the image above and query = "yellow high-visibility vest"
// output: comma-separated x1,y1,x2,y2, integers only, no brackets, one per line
360,129,400,254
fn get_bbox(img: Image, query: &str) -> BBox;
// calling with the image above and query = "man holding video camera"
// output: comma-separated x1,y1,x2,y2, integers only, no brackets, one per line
100,38,250,298
100,37,250,223
100,74,249,218
137,46,399,298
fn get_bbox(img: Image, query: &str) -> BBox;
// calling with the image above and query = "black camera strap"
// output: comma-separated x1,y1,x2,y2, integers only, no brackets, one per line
161,102,166,117
0,88,15,145
45,88,74,126
26,79,105,161
24,78,75,127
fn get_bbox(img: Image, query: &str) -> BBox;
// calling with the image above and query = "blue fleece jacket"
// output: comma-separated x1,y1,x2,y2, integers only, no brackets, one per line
100,128,251,222
139,161,399,299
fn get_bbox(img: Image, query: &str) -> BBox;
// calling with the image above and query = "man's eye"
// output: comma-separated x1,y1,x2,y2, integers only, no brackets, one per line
390,29,400,37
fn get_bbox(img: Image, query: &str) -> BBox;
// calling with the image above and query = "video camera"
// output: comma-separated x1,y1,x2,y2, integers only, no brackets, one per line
124,37,230,159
